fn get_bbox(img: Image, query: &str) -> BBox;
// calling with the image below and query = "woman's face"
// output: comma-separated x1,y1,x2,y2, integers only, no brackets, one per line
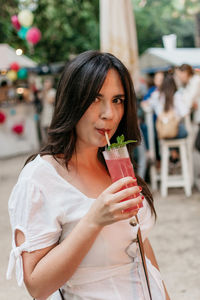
175,70,190,85
76,69,125,150
154,72,164,88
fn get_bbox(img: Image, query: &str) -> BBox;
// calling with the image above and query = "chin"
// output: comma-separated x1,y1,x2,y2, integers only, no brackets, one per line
93,139,107,149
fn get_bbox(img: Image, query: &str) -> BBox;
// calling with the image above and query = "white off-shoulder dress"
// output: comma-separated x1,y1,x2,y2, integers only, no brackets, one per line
7,155,166,300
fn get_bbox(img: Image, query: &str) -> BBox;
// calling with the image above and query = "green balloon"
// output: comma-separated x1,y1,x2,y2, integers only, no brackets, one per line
17,68,28,79
17,26,29,40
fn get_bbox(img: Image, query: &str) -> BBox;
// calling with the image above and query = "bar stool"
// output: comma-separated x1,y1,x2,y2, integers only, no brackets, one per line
160,138,192,197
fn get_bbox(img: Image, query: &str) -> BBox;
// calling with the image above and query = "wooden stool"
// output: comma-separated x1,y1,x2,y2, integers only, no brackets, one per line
160,138,192,197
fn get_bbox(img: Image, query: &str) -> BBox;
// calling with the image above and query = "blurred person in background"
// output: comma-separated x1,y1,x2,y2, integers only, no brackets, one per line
145,74,189,132
40,77,56,144
175,64,200,125
141,71,165,169
142,71,164,103
0,80,9,102
176,64,200,188
142,74,189,163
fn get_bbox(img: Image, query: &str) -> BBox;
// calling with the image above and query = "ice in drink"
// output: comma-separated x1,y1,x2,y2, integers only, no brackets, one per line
103,145,143,211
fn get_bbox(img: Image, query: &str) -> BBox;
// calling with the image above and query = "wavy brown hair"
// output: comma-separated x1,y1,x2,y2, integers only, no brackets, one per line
160,74,177,112
26,50,156,218
178,64,194,76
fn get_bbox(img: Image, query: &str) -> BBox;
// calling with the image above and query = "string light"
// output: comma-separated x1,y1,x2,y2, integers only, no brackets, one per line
16,49,23,56
1,70,7,75
17,88,24,94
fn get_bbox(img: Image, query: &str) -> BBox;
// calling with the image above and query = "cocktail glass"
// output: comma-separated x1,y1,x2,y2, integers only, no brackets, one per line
103,145,143,211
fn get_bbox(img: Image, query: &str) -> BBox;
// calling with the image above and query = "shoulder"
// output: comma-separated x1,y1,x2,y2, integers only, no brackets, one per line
48,88,56,97
149,90,161,105
19,155,47,179
18,154,60,189
188,75,200,87
192,74,200,83
174,90,182,101
150,89,159,99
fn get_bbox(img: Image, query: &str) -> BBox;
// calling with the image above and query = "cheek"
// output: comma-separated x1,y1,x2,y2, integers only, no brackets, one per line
113,107,124,129
76,116,88,137
118,106,124,123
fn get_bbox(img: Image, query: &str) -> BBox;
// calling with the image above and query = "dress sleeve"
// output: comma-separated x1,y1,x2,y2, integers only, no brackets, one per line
6,178,62,286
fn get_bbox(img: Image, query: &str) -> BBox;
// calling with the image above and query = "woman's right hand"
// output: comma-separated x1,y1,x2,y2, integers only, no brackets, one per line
85,177,143,228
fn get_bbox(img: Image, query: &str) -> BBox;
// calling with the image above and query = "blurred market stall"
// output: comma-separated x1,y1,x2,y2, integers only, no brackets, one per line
0,43,39,158
140,47,200,73
0,43,36,70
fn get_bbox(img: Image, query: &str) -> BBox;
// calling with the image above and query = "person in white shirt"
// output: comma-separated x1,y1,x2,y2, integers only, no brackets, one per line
175,64,200,125
142,74,189,163
6,51,170,300
142,74,189,139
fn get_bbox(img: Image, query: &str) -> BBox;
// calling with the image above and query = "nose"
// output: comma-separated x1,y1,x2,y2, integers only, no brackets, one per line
100,102,114,120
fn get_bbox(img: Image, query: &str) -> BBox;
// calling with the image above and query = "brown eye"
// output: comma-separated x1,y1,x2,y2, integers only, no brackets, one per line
113,98,125,104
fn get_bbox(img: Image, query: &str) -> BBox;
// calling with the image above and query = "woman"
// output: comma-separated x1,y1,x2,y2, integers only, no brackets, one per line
143,74,189,139
175,64,200,116
7,51,170,299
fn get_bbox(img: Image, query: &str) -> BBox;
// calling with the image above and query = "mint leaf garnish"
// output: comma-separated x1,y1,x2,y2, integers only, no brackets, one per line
107,134,137,150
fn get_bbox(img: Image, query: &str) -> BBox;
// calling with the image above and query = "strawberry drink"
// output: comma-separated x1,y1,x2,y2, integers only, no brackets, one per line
103,142,143,211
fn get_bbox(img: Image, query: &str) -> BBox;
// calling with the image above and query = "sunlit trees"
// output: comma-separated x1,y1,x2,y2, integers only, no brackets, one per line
0,0,199,63
0,0,99,63
132,0,198,53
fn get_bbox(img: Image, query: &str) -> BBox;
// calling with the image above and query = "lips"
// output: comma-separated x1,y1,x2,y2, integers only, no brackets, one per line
96,128,111,136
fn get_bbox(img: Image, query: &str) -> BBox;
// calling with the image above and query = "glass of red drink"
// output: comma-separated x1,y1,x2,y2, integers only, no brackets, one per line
103,145,143,211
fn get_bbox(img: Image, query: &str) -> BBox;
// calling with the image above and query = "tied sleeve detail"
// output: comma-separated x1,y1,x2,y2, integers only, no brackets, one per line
7,177,62,286
6,241,28,286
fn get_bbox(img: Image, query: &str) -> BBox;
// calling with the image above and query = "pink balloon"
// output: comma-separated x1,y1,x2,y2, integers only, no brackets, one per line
11,15,21,31
26,27,41,45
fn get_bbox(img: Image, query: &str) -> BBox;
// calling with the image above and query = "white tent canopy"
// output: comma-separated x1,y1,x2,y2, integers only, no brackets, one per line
140,48,200,73
0,43,37,70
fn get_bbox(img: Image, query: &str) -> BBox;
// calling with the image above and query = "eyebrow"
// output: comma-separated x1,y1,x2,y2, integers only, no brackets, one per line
97,93,126,98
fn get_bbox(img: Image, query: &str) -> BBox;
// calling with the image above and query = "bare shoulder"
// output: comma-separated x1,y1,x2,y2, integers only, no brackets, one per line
41,154,62,170
41,154,70,178
41,154,56,165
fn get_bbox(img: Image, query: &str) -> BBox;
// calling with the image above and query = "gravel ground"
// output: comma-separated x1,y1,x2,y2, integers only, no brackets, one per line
0,154,200,300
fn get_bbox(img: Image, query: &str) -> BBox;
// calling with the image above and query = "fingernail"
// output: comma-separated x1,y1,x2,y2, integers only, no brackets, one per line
141,195,144,200
139,186,142,191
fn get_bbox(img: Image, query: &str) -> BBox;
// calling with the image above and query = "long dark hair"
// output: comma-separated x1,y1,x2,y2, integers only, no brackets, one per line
161,74,177,112
26,50,156,217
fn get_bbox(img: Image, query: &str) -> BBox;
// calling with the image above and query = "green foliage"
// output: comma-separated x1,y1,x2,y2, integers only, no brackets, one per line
0,0,198,64
0,0,20,49
132,0,196,54
32,0,99,63
107,135,137,151
0,0,99,64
